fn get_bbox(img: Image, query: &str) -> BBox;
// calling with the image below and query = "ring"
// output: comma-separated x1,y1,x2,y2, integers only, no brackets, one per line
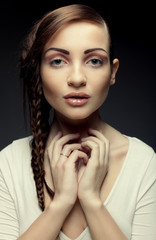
60,153,68,157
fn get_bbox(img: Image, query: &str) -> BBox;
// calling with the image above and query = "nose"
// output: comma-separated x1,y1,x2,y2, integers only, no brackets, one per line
67,64,86,88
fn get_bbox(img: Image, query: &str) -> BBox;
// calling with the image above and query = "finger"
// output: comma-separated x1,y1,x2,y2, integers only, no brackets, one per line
68,150,88,170
81,140,100,168
57,149,88,174
81,136,104,165
61,143,82,157
88,128,107,141
84,129,110,168
52,133,80,166
57,133,80,146
47,131,62,161
89,130,110,169
81,139,108,190
58,143,82,168
81,135,101,144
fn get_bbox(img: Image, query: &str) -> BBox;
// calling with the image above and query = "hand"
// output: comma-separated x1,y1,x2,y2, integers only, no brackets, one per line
47,132,88,207
78,129,109,205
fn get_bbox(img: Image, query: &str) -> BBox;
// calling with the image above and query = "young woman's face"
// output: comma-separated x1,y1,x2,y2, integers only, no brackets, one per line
40,21,119,121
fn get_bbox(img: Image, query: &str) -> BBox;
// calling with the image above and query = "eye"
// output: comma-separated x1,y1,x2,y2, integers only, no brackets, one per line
86,57,104,67
49,58,67,67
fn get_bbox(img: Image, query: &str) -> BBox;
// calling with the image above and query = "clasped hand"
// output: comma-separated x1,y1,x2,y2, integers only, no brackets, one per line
47,129,109,207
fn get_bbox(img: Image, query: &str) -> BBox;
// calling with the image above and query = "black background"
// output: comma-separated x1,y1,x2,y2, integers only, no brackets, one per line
0,0,156,151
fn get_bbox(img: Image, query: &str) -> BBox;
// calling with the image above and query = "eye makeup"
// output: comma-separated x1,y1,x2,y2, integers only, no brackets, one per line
43,47,109,68
44,53,69,63
85,53,108,64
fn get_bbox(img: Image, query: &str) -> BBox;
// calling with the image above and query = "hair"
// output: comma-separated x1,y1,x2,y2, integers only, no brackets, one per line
20,4,114,211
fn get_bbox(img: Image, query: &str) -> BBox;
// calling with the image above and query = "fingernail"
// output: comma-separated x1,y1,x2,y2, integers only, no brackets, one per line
57,131,62,136
83,159,87,165
75,133,80,136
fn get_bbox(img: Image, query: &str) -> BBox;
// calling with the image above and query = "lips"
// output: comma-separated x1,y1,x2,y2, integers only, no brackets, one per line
64,92,90,99
64,92,90,106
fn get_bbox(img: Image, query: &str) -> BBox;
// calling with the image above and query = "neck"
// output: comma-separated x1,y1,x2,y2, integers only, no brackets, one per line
51,111,104,138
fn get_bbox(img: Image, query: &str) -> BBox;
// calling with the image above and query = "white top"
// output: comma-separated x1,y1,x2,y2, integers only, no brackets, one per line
0,136,156,240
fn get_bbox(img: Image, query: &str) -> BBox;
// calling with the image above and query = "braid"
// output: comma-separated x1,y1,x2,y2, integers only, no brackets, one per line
30,80,51,211
21,43,54,210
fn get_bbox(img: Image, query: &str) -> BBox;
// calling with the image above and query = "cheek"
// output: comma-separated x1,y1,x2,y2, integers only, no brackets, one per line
95,83,110,104
90,71,111,108
41,70,59,102
91,71,111,95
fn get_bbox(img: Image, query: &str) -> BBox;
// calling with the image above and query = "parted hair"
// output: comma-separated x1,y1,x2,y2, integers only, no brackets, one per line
20,4,113,211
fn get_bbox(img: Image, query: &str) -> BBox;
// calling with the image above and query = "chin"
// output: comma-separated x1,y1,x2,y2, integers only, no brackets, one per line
66,113,91,120
54,104,100,122
60,108,99,122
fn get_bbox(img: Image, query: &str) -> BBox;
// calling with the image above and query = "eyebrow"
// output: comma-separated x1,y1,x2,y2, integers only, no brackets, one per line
84,48,108,54
43,47,108,56
44,47,70,55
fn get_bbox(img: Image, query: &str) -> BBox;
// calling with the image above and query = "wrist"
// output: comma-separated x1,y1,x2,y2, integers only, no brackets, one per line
50,195,75,215
79,195,103,211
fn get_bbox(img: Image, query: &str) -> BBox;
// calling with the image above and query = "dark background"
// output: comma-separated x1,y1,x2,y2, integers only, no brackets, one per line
0,0,156,151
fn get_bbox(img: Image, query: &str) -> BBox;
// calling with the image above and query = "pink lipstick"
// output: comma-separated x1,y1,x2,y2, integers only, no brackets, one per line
64,92,90,106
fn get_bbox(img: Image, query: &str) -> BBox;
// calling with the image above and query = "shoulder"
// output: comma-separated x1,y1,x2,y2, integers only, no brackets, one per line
0,136,33,172
129,136,155,162
1,136,32,152
127,136,156,180
129,137,156,203
0,136,33,201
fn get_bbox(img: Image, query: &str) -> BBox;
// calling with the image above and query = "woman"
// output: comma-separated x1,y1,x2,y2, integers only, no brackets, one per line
0,4,156,240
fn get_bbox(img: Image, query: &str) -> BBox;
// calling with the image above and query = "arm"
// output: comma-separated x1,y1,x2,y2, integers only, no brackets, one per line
18,200,72,240
80,200,127,240
0,149,71,240
0,168,19,240
20,132,88,240
0,132,88,240
0,174,73,240
78,129,128,240
131,153,156,240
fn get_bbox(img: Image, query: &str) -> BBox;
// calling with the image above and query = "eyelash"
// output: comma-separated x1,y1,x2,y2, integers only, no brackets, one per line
49,58,67,67
86,57,105,67
49,56,106,68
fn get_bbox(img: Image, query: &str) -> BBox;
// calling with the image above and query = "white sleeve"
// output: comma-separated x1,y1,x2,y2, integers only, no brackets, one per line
131,153,156,240
0,167,19,239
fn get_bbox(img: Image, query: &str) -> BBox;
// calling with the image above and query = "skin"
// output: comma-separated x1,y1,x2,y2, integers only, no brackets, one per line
40,21,127,239
40,21,119,136
19,21,128,240
40,20,119,206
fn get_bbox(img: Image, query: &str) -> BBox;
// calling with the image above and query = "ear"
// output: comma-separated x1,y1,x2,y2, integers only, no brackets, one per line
110,58,119,86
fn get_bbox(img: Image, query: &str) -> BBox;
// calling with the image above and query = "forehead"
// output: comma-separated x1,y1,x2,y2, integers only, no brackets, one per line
44,21,110,52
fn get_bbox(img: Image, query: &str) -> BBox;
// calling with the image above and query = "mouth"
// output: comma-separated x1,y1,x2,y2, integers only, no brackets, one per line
64,92,90,99
64,92,90,106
